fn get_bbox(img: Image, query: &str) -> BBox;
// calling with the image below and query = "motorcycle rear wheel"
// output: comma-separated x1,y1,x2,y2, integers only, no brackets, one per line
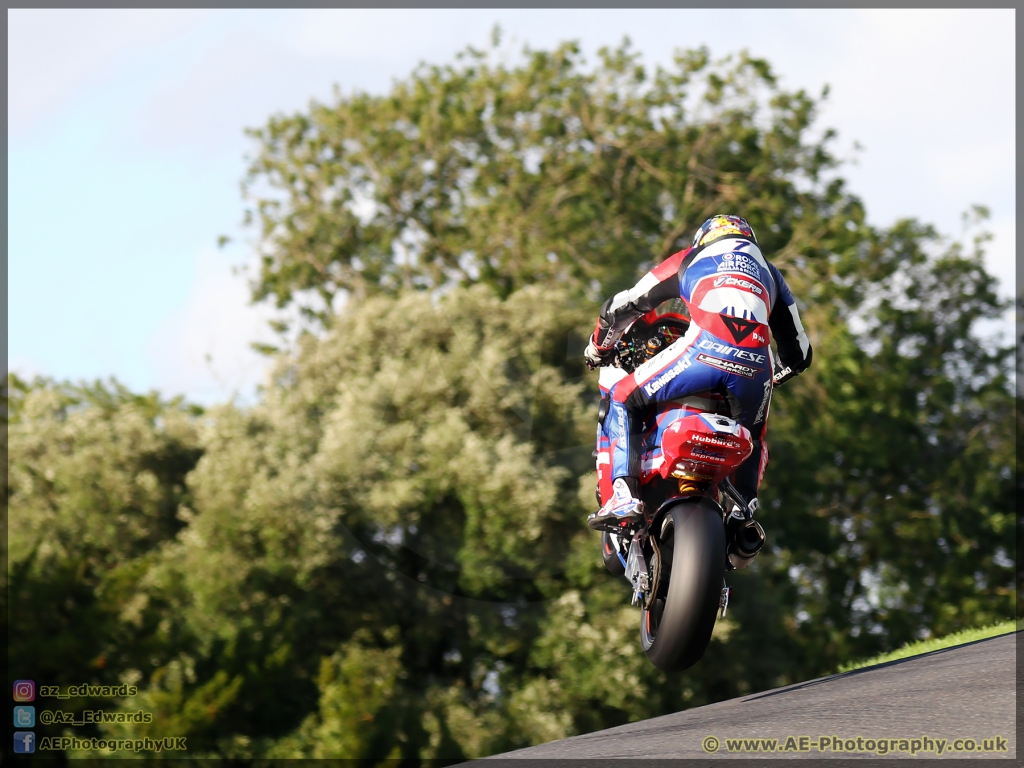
640,499,725,671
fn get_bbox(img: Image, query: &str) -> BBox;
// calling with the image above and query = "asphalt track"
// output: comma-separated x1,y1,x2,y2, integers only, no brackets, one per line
482,631,1017,761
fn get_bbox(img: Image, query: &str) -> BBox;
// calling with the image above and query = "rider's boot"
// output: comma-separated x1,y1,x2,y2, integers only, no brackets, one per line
588,477,644,530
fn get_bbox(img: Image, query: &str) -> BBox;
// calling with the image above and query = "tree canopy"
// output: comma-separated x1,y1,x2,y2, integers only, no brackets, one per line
7,38,1016,762
241,39,863,333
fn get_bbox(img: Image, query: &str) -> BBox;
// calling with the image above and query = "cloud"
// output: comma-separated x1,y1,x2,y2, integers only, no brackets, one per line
285,8,447,59
130,13,328,152
796,9,1015,296
7,9,214,138
147,245,275,404
984,213,1016,298
7,355,49,382
925,137,1015,202
129,10,518,153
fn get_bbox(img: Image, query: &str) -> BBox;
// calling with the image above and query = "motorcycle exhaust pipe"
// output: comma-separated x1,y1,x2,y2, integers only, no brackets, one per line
727,519,765,570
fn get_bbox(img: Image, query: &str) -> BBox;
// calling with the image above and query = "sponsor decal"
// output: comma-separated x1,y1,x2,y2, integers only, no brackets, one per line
716,253,760,279
692,433,742,449
691,445,727,462
754,379,772,424
720,315,760,344
697,339,766,364
697,353,757,378
713,275,764,295
642,356,693,396
772,365,794,385
752,330,767,344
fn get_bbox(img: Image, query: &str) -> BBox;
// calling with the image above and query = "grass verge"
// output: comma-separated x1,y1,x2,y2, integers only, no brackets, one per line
837,618,1019,673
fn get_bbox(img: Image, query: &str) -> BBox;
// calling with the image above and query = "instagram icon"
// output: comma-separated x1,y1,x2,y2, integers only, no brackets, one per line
13,681,35,702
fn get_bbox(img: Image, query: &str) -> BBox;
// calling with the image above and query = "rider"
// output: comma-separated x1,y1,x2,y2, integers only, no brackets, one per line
584,214,812,529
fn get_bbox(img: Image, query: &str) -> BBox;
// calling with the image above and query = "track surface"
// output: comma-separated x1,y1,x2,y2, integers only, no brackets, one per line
483,631,1017,761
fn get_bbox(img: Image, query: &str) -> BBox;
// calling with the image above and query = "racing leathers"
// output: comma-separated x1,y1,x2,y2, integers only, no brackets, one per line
590,234,812,508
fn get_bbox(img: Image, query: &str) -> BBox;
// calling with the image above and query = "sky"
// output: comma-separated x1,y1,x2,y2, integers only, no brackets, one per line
8,9,1016,404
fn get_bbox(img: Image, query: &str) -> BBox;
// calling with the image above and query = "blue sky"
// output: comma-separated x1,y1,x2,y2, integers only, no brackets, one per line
8,9,1015,403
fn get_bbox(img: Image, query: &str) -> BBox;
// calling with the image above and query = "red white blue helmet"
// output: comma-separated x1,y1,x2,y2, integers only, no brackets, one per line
692,214,757,249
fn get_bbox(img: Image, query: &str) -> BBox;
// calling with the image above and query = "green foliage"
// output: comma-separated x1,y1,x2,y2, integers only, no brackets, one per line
6,376,203,738
760,216,1015,677
264,628,406,759
7,37,1015,763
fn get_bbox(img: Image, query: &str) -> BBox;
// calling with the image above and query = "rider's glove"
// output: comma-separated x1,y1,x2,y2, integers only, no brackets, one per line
772,365,799,387
584,336,615,370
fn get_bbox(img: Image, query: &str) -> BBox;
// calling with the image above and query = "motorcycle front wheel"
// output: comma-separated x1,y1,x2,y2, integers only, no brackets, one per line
640,498,725,671
601,530,626,576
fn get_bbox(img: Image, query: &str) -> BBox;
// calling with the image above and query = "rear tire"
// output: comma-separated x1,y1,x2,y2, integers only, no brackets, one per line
602,530,626,576
640,499,725,671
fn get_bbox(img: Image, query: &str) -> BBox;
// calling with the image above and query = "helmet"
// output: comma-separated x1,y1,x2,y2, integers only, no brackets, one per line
691,214,757,249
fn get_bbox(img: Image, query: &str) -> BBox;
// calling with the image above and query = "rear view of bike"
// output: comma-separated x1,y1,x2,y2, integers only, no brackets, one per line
593,314,766,672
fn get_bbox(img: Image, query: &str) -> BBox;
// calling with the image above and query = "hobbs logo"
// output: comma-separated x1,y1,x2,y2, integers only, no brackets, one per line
643,357,692,396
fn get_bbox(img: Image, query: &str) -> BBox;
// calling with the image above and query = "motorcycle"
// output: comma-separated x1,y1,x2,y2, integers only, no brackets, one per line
591,306,780,672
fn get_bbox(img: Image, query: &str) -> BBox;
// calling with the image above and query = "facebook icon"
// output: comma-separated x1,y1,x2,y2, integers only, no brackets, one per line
14,731,35,753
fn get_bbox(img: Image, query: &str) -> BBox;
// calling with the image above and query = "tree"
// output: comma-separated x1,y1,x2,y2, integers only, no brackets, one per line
760,212,1015,676
241,38,864,336
6,377,203,741
62,286,598,759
